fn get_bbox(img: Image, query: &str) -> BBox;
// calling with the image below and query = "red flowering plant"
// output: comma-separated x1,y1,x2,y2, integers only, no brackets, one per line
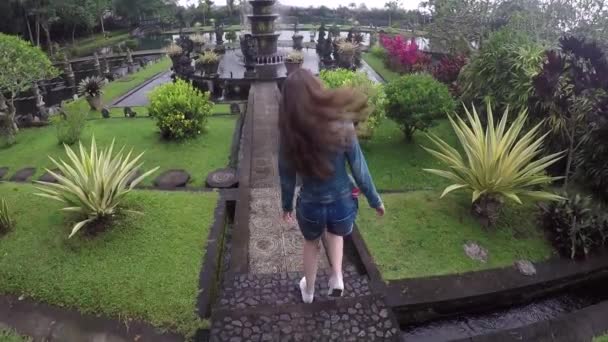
380,34,430,72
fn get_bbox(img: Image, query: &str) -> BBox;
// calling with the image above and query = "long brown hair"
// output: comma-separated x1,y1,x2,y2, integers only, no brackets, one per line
279,68,369,180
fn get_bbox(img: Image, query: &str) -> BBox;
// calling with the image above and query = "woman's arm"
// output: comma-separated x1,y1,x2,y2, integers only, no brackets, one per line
346,138,382,209
279,151,297,212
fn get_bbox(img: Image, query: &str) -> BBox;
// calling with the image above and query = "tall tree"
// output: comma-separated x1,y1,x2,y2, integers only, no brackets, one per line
226,0,235,15
384,1,401,27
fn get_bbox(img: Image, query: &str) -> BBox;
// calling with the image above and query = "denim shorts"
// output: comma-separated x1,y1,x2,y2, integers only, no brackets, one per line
296,195,358,241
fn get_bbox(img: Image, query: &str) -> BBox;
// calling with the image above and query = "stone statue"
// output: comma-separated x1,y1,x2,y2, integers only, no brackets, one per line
176,34,195,57
240,34,258,77
294,22,299,34
93,52,102,77
62,56,76,96
316,23,326,54
215,22,224,46
126,48,134,65
32,82,48,121
347,28,354,42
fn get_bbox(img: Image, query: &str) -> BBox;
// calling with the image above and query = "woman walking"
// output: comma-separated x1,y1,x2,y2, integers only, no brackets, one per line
278,69,385,304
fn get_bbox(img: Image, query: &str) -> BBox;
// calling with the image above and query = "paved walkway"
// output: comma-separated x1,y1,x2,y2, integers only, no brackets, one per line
209,82,400,341
111,71,172,107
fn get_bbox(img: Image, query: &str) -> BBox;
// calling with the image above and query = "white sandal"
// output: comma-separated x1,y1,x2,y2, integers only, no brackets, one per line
299,277,314,303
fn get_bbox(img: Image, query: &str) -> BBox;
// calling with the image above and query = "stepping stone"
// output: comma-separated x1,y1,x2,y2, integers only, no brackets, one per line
39,169,63,183
0,167,8,180
206,168,238,188
514,259,537,276
463,241,488,263
10,167,36,182
154,169,190,189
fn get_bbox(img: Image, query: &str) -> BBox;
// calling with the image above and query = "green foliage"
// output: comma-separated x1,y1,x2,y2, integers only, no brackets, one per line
198,51,219,64
459,29,545,116
370,44,387,61
51,103,87,145
0,328,31,342
78,76,105,98
225,30,237,42
35,137,159,238
0,198,13,233
423,104,564,227
0,33,58,97
124,39,139,51
319,69,387,139
148,79,213,140
539,192,608,259
384,73,454,141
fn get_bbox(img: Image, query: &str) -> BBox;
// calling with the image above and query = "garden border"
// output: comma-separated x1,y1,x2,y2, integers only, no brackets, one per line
0,294,182,342
349,223,608,325
196,190,233,321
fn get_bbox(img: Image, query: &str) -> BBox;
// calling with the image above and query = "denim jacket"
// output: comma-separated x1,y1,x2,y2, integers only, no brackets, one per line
279,137,382,212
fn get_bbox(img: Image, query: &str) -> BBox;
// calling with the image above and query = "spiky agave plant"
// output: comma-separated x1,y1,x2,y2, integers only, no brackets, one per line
0,198,13,233
35,137,159,238
422,103,564,227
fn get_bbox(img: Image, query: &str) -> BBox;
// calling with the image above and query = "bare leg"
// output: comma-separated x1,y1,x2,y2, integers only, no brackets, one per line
303,238,321,293
325,232,344,280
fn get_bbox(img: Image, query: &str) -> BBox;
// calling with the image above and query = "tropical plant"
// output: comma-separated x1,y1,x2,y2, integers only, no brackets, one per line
533,36,608,187
423,104,564,227
319,69,386,139
35,137,159,238
459,28,545,117
198,51,219,64
380,34,429,72
338,41,358,55
190,33,206,45
77,76,105,98
285,51,304,63
0,198,13,233
51,104,87,145
0,33,58,144
539,192,608,259
148,79,213,140
384,73,455,141
166,42,183,57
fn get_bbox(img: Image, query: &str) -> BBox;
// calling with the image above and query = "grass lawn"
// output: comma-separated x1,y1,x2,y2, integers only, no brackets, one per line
0,329,31,342
595,334,608,342
66,30,130,57
0,116,236,186
357,191,554,280
362,53,401,82
361,118,458,190
0,183,217,336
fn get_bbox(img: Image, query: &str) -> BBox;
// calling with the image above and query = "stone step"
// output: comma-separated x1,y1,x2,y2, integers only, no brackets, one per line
210,295,400,342
217,265,372,309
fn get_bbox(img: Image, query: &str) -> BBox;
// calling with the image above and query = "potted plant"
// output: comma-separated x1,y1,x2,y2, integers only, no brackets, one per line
285,51,304,74
77,76,105,111
292,34,304,50
166,42,183,69
337,41,358,69
197,51,220,76
190,34,206,53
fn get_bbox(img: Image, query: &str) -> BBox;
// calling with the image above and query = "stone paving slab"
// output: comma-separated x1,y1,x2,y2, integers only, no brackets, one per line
111,71,172,108
217,265,371,309
210,296,399,342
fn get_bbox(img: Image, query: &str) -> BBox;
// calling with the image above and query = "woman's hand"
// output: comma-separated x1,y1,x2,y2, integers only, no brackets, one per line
376,203,385,217
282,211,295,224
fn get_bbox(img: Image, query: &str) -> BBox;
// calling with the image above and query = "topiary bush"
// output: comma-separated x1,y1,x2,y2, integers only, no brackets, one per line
539,192,608,259
148,79,213,140
384,73,455,141
319,69,386,139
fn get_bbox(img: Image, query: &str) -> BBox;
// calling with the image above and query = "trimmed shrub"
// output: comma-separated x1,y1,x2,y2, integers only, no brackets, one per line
370,44,387,61
432,54,468,95
319,69,386,139
148,79,213,140
384,73,455,141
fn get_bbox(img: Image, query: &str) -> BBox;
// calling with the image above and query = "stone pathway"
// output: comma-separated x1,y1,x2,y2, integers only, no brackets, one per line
209,82,399,341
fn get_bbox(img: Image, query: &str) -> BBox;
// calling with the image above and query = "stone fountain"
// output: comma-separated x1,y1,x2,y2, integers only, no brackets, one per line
247,0,285,79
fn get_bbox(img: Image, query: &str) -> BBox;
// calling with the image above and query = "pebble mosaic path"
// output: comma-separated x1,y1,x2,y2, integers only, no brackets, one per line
209,82,400,341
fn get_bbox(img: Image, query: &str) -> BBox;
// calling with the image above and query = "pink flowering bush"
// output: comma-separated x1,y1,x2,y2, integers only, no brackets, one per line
380,34,430,72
